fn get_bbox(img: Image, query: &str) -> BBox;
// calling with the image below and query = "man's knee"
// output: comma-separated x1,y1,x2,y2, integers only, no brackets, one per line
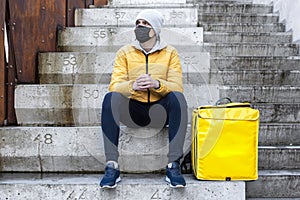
166,92,187,109
102,92,123,107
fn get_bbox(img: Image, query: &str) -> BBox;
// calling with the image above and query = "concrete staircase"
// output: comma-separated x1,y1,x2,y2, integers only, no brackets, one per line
191,0,300,199
0,0,299,199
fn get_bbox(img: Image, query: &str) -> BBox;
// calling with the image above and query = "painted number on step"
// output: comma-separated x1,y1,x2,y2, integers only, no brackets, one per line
150,188,171,199
94,29,118,39
33,134,53,145
114,11,126,19
93,30,107,39
84,89,100,99
63,56,77,66
170,11,185,19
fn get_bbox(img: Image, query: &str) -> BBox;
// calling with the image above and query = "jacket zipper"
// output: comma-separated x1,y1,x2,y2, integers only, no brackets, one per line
144,53,150,104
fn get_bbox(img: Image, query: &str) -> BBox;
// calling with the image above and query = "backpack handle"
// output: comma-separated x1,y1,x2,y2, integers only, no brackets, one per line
215,97,232,105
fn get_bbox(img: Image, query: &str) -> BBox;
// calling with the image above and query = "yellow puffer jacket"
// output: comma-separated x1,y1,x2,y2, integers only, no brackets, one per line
109,44,183,103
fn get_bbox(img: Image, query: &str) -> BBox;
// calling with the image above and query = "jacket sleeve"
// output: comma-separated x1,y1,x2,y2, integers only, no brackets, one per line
109,49,136,97
152,48,183,96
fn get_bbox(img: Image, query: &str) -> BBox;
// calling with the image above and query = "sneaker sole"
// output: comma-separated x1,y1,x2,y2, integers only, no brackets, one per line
100,177,121,189
165,176,186,188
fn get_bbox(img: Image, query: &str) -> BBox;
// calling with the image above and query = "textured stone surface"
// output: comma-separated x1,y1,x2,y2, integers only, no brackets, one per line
201,23,286,33
254,104,300,123
211,56,300,71
204,43,299,57
14,84,219,125
14,85,300,125
199,13,279,24
204,32,292,43
0,126,193,172
75,8,198,27
210,70,300,86
111,0,186,5
219,86,300,103
1,126,299,172
0,174,245,200
197,3,273,14
58,27,204,52
246,170,300,198
38,52,210,84
258,123,300,146
258,147,300,170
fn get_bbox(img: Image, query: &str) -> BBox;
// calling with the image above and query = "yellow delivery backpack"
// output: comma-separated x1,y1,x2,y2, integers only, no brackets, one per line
191,98,259,180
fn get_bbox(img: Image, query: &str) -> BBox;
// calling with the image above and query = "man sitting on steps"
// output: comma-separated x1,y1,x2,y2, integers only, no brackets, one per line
99,9,188,189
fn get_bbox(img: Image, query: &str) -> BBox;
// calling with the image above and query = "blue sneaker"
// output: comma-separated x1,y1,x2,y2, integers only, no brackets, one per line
100,162,121,189
165,162,186,188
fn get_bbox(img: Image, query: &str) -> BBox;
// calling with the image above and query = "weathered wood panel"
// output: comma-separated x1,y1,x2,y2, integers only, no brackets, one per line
5,0,68,125
8,0,66,83
3,0,98,125
67,0,92,27
6,32,17,125
67,0,108,27
0,0,6,126
94,0,108,7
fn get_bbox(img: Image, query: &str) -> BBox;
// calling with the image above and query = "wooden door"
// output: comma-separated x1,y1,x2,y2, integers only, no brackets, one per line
1,0,108,125
8,0,67,83
0,0,6,126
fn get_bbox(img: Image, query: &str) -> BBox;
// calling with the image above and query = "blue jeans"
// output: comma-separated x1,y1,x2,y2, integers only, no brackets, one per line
101,91,188,163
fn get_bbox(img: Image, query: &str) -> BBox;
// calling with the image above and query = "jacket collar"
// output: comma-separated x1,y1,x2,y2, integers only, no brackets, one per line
131,36,168,55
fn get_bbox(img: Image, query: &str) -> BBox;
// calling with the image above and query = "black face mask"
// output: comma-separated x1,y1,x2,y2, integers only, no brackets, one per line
134,25,152,43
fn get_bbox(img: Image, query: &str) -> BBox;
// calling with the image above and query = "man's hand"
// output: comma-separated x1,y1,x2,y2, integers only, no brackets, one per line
132,74,159,91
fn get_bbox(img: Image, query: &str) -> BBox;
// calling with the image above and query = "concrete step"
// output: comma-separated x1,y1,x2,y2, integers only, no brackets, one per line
14,84,219,126
211,56,300,71
111,0,186,5
201,23,286,32
248,199,300,200
59,32,299,56
258,146,300,170
219,86,300,103
39,55,300,87
210,70,300,86
199,13,279,24
204,43,299,57
254,103,300,123
14,85,300,125
1,126,298,172
38,52,115,84
39,52,300,83
38,53,300,86
107,3,195,8
0,122,297,151
204,32,292,44
197,3,273,14
74,7,198,27
0,126,192,173
259,123,300,146
189,0,252,3
109,3,273,14
246,170,300,198
38,52,210,85
58,27,204,52
1,123,297,149
0,173,245,200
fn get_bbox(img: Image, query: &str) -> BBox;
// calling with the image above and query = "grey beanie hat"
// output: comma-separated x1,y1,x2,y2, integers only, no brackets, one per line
135,9,164,35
